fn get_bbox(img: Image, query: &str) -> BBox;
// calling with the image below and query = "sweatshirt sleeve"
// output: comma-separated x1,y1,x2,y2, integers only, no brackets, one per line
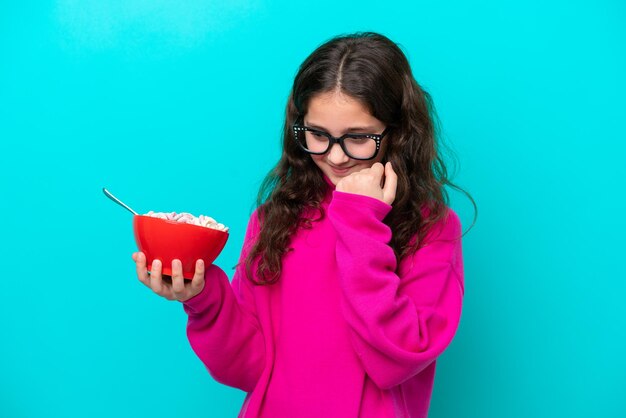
327,190,464,390
181,210,265,393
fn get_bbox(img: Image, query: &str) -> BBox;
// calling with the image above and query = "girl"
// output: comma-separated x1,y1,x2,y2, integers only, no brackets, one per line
132,31,475,418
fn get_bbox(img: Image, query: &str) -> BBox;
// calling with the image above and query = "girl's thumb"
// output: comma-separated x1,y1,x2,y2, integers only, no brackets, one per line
383,162,398,204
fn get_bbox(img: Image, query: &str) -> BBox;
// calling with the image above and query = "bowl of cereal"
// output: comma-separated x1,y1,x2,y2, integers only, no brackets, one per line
133,211,229,280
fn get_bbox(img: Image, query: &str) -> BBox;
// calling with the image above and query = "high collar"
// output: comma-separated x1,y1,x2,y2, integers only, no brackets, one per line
321,173,335,204
322,173,336,190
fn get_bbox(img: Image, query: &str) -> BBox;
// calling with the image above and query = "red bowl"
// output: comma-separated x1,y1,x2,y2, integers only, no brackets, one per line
133,215,229,280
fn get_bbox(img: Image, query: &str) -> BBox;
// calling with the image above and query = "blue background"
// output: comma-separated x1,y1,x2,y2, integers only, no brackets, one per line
1,1,624,417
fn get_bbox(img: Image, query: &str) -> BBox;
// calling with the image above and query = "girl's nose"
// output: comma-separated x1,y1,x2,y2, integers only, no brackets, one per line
327,143,350,165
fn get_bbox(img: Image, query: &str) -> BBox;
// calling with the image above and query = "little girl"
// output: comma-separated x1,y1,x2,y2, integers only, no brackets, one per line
132,31,474,418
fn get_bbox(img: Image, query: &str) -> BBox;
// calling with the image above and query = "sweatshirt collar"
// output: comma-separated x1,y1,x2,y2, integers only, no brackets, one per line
322,173,336,190
321,173,335,203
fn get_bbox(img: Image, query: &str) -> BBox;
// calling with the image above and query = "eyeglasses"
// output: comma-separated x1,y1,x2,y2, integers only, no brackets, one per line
292,120,390,161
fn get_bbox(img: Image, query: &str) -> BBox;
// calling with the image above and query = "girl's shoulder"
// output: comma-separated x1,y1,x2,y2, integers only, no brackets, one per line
415,203,461,244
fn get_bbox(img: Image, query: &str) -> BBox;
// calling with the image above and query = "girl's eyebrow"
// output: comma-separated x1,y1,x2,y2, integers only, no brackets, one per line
305,122,379,133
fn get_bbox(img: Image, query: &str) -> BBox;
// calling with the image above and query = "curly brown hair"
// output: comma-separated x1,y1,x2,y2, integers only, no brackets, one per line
241,31,476,285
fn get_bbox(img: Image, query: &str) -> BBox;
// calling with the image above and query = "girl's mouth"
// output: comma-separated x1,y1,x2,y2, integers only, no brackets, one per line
330,165,351,174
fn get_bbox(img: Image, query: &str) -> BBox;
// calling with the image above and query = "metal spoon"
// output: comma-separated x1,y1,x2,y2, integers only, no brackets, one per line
102,187,139,216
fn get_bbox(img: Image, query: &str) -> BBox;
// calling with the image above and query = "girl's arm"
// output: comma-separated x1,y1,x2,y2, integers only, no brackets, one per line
327,191,464,390
181,210,265,393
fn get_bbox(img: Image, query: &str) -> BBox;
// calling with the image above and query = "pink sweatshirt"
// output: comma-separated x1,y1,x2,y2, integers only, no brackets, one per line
182,174,464,417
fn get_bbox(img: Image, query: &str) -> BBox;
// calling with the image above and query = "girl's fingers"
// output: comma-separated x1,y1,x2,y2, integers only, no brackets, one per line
150,259,164,294
158,283,175,301
135,254,203,301
135,252,150,287
361,162,382,177
368,163,385,188
170,259,186,300
151,260,176,300
189,259,206,296
383,161,398,205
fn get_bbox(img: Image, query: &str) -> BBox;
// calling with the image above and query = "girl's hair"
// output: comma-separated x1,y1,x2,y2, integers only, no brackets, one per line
242,31,476,285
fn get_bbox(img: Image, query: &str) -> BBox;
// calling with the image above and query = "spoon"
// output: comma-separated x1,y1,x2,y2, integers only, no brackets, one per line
102,187,139,216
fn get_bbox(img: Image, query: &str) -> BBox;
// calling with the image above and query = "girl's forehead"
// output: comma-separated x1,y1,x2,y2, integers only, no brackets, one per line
305,91,382,131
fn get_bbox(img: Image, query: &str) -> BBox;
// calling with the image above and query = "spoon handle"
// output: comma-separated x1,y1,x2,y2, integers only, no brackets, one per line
102,188,139,216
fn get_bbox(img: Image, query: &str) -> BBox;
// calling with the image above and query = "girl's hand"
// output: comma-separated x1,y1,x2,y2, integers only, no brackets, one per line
336,161,397,205
132,252,205,302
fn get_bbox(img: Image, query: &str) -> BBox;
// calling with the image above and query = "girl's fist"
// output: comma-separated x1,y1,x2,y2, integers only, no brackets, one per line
336,161,397,205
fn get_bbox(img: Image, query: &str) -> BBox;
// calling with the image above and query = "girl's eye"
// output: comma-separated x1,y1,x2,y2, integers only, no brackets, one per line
346,136,370,144
311,131,327,139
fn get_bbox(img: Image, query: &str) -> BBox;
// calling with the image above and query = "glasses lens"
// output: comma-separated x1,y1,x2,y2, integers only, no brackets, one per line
295,129,329,154
343,136,377,159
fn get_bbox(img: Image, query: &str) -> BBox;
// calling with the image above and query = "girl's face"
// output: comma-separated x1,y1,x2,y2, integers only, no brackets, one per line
304,90,388,186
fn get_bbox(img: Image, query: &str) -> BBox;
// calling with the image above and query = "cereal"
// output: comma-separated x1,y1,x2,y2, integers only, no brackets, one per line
144,211,229,232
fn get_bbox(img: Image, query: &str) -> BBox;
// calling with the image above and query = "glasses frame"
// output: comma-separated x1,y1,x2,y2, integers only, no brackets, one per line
292,119,391,161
